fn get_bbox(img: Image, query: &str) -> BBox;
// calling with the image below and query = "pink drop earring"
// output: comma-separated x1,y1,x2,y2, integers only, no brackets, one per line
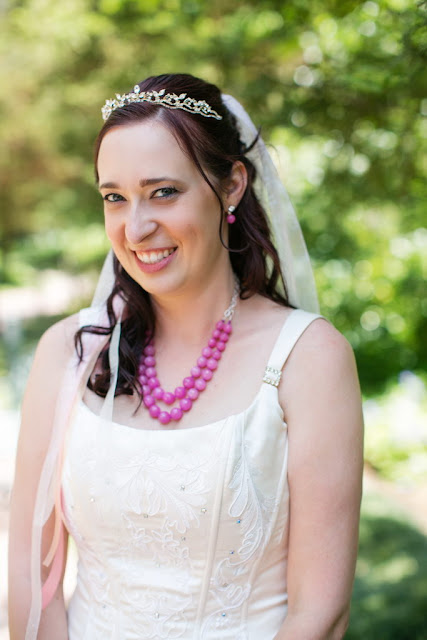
227,205,236,224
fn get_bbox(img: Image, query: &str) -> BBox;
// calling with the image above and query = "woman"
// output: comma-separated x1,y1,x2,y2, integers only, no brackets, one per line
9,73,363,639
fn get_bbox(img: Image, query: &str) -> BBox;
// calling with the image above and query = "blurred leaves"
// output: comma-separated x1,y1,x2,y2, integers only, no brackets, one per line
0,0,426,393
349,491,427,639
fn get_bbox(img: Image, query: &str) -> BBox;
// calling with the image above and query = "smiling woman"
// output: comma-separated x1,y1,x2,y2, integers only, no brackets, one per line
97,120,232,297
8,73,363,640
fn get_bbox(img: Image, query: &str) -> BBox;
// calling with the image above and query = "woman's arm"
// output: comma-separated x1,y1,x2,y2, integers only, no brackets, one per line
275,319,364,640
8,316,78,639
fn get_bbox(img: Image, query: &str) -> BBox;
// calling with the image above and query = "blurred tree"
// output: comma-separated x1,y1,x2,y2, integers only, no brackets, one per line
0,0,426,392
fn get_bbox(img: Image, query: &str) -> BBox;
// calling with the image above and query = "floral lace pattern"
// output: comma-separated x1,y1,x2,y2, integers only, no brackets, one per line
200,426,284,638
63,400,289,640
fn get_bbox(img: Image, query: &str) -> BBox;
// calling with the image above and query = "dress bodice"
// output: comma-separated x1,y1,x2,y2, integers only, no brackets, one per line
62,309,321,640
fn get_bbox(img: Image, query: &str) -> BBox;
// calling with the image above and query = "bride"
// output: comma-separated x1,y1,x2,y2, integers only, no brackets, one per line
9,73,363,640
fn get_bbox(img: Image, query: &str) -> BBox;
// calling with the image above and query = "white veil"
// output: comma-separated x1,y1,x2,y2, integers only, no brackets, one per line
222,94,318,313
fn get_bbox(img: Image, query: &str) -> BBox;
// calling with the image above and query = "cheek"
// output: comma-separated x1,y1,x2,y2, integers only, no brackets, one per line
104,215,122,244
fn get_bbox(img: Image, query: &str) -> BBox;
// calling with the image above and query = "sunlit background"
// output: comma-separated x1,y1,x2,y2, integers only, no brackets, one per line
1,0,426,638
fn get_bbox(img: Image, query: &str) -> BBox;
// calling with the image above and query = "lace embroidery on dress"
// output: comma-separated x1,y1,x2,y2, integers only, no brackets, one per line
115,448,208,532
201,434,282,637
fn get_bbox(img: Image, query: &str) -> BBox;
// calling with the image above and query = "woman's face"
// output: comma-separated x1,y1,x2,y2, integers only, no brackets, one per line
97,119,230,299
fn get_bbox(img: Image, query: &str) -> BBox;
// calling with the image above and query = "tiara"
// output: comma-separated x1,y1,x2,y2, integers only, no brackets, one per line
101,85,222,122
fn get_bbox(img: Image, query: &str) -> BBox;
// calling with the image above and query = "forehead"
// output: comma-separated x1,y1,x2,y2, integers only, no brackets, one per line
97,120,195,182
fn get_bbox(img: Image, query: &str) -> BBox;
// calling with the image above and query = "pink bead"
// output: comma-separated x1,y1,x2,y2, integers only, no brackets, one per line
145,367,156,378
224,322,232,334
202,347,212,358
143,344,155,356
163,392,175,405
144,355,156,367
187,388,199,401
212,329,221,340
171,407,183,421
216,341,226,352
180,398,193,412
202,369,213,381
143,395,155,408
159,411,171,425
195,378,207,391
138,364,146,373
226,214,236,224
219,332,229,342
139,374,148,384
153,387,164,400
142,384,151,396
148,377,160,389
197,356,207,368
212,350,221,360
216,320,225,330
183,377,195,389
207,358,218,371
190,366,201,378
149,404,160,418
208,338,217,348
174,386,186,399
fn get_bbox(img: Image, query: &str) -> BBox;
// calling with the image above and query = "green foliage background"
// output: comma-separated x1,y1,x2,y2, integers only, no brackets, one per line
1,0,426,394
1,1,426,636
0,0,427,392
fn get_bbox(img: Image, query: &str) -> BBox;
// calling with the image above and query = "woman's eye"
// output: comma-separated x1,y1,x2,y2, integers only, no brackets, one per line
103,193,125,203
152,186,178,199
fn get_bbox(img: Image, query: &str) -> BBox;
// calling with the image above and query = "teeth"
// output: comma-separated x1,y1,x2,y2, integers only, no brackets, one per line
136,248,175,264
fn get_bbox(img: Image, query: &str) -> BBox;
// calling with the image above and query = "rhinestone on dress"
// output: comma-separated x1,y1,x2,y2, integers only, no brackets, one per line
201,508,207,514
263,366,282,387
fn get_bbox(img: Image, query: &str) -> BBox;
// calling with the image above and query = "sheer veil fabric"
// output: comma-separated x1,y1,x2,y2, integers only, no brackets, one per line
25,95,318,639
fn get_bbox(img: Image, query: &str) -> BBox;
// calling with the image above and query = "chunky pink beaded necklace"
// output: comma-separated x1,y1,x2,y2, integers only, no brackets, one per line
138,283,239,426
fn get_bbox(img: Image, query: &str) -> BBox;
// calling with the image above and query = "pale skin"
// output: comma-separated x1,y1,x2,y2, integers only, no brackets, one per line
9,118,363,639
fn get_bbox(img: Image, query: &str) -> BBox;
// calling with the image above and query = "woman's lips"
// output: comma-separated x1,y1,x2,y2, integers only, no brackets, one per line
134,247,177,273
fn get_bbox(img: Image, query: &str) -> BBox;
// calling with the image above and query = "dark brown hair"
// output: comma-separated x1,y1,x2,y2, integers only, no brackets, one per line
75,73,289,398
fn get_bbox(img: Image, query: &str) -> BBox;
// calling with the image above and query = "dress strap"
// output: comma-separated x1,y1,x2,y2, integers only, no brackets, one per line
263,309,323,388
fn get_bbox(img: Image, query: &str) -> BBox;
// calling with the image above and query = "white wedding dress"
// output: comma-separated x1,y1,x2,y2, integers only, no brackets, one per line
62,309,320,640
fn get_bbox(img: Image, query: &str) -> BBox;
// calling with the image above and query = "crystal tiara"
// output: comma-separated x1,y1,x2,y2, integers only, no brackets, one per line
101,85,223,122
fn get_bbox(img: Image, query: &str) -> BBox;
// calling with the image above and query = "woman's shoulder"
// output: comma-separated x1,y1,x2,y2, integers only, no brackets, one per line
36,312,80,363
286,312,353,367
279,311,360,422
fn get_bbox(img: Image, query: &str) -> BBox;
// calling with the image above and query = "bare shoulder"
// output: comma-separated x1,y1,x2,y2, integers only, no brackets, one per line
285,316,356,378
20,313,80,436
36,312,80,362
280,316,362,424
12,313,82,509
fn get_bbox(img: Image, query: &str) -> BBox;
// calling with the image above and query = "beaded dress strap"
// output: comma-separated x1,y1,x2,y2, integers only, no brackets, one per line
262,309,323,388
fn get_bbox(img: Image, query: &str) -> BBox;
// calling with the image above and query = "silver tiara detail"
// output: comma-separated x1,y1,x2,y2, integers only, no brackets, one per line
101,85,223,122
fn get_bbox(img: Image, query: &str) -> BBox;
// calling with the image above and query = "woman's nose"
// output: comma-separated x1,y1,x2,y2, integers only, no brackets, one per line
125,204,158,246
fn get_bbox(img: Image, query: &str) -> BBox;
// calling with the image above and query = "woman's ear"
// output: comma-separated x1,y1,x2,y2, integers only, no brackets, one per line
224,161,248,207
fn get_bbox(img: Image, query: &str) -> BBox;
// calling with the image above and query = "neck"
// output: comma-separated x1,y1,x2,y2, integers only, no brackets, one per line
151,271,237,346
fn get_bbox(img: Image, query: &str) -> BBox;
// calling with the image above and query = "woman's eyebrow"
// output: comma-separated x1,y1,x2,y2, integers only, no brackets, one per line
98,177,177,190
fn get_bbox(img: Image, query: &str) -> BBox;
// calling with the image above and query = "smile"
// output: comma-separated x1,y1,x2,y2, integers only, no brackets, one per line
136,248,176,264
